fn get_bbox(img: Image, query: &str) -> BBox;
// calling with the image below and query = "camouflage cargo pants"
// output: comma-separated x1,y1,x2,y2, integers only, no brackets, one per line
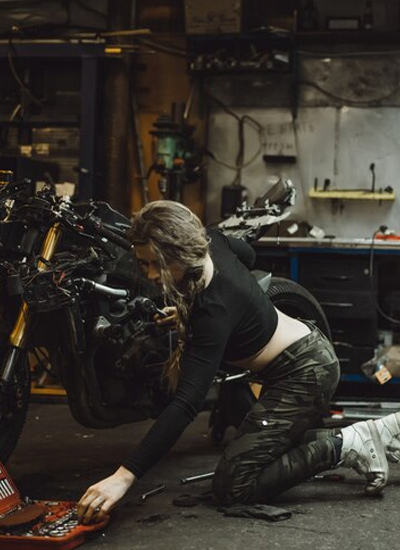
212,324,341,505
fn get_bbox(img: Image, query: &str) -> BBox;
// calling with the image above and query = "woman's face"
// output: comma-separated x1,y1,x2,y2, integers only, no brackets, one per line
134,243,185,288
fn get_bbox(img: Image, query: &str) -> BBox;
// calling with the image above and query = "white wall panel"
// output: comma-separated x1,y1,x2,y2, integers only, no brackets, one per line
206,106,400,238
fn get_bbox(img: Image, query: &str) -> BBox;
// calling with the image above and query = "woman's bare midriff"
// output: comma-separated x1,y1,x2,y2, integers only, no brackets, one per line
228,308,311,373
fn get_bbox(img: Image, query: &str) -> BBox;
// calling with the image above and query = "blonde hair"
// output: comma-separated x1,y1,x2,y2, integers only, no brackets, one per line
129,200,209,391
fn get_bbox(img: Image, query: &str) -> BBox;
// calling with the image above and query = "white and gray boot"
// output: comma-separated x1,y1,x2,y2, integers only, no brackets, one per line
375,412,400,463
339,419,388,496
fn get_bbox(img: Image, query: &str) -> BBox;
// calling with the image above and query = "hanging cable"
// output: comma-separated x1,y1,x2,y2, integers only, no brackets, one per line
299,78,400,106
298,49,400,106
203,89,265,178
7,38,44,106
369,229,400,325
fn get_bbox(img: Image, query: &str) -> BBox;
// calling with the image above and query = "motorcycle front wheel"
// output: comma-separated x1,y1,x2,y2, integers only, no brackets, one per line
0,351,30,463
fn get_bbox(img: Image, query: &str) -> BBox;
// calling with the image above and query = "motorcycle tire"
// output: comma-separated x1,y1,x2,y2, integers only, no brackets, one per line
210,276,331,445
266,277,331,339
0,354,30,463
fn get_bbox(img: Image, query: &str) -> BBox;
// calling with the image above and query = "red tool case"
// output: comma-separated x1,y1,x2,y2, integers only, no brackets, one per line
0,461,109,550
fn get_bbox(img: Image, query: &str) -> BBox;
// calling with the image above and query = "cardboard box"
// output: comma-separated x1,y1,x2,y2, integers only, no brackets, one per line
184,0,241,34
362,345,400,384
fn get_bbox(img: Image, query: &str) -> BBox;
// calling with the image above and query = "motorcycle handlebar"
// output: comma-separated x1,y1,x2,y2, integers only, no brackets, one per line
0,179,134,253
88,219,133,251
0,178,32,200
133,296,168,318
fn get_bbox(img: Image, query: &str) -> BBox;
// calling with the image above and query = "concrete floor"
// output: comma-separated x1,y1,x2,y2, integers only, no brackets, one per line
5,401,400,550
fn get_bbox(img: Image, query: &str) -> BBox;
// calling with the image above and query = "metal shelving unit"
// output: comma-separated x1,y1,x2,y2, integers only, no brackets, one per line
0,39,112,200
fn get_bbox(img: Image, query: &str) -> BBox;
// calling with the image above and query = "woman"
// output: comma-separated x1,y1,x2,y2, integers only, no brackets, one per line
77,200,400,523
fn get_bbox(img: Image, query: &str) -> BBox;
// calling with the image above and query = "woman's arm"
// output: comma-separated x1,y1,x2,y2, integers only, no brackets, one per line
77,306,230,522
123,307,230,476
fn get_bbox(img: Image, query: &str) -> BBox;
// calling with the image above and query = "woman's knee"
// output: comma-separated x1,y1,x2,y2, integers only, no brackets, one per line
212,457,256,505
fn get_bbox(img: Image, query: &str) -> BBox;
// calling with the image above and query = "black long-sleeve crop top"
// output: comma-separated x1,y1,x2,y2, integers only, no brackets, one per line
122,230,278,477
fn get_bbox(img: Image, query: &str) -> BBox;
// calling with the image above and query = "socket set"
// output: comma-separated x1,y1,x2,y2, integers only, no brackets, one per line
0,461,109,550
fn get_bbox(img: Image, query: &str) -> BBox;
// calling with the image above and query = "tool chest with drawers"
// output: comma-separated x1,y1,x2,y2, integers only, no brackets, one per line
253,238,400,397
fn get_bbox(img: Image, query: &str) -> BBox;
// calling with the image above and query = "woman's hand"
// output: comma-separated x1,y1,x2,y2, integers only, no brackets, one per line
155,306,178,327
77,466,136,524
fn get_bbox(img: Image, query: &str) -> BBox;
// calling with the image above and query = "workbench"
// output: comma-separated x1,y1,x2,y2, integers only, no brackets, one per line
253,237,400,399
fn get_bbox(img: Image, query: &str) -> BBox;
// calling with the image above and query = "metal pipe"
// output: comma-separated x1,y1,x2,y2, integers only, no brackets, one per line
104,0,134,215
131,83,149,205
214,371,251,384
180,472,214,484
1,347,24,383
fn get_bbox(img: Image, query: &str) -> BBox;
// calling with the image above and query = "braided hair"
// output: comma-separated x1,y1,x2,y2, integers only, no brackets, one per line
129,200,209,391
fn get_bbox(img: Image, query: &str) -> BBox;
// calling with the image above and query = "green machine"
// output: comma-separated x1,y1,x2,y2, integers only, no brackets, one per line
150,103,201,202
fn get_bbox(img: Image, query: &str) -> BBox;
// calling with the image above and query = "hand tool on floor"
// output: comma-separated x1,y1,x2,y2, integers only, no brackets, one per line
180,472,215,484
140,483,166,501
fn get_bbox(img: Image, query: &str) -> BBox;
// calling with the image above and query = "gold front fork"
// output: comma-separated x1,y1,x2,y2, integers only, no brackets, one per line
9,222,63,348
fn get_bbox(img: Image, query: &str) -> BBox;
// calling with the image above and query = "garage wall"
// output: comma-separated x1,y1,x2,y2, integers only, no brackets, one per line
2,0,400,237
205,50,400,238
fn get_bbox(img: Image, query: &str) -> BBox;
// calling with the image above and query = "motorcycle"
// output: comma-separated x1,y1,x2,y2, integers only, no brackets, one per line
0,177,329,461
